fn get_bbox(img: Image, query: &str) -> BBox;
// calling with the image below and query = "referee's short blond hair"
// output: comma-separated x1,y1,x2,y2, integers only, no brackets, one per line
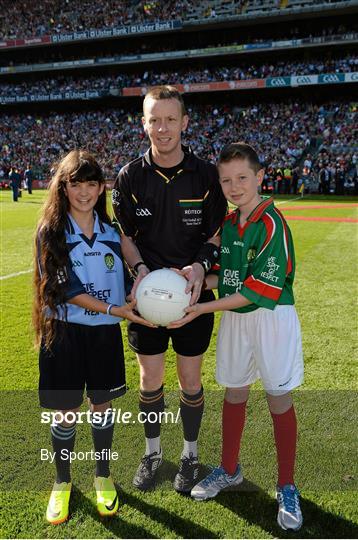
143,85,186,117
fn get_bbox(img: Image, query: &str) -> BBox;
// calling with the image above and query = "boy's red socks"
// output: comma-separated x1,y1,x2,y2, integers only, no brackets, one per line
221,399,247,476
270,405,297,487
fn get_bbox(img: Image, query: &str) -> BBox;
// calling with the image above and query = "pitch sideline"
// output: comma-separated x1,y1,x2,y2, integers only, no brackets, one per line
0,269,33,281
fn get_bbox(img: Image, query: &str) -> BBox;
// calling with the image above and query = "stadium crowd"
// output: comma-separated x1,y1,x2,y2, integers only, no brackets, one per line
1,55,356,96
0,0,350,40
0,0,193,40
1,101,356,194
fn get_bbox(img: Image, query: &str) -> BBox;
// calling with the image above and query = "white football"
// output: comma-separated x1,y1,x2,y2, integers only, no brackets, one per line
135,268,191,326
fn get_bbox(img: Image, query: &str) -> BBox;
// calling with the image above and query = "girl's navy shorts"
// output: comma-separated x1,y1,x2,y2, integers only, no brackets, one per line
39,321,126,410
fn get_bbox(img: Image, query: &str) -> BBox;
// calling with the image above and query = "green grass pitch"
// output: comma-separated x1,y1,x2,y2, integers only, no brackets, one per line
0,190,357,539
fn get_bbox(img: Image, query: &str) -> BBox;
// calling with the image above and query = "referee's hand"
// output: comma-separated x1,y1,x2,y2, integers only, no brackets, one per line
130,265,150,300
176,263,205,305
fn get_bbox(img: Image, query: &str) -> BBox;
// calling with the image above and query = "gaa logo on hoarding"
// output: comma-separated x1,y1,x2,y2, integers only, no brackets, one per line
104,253,115,270
270,78,287,87
297,76,312,84
348,72,358,81
322,74,340,83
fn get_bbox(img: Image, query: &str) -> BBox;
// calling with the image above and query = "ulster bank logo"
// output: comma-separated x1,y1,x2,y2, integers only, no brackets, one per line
104,253,115,271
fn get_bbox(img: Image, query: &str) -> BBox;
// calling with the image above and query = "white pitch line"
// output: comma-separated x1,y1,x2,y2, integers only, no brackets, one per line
0,269,33,281
276,195,305,206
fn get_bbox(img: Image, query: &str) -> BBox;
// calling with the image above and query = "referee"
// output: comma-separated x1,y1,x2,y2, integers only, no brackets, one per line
112,85,227,492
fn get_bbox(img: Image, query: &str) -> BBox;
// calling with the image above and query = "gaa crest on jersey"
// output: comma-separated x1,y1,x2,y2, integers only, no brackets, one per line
247,247,256,262
104,253,115,271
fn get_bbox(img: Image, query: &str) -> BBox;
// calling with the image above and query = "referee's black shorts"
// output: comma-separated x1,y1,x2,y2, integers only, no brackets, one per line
39,321,126,410
128,290,215,356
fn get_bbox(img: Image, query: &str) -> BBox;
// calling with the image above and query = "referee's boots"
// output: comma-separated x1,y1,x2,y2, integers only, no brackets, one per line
173,452,199,493
133,449,163,491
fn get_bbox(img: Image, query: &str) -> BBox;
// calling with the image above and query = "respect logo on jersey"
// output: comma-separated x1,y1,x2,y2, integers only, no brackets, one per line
104,253,115,271
222,268,243,291
260,256,280,283
83,282,111,300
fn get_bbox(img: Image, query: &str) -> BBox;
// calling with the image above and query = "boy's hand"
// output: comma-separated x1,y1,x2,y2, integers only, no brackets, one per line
113,299,157,328
167,303,203,329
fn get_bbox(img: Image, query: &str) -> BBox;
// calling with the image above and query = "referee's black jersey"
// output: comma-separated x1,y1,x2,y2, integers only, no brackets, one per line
112,146,227,270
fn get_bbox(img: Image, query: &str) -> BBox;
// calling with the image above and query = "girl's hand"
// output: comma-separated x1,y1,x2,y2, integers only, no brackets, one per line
112,300,157,328
167,303,203,329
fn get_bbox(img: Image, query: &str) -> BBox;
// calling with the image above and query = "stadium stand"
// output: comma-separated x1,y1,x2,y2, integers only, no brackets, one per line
2,25,355,69
0,0,354,39
0,0,356,195
1,101,356,193
0,55,356,96
0,0,190,39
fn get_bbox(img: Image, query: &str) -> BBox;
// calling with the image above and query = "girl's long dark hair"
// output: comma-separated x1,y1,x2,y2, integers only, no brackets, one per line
33,149,110,349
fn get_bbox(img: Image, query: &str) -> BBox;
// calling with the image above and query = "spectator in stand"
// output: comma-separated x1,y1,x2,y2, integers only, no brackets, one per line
275,166,284,194
303,154,312,173
283,166,292,194
292,167,299,195
319,164,331,194
261,169,270,193
335,165,345,195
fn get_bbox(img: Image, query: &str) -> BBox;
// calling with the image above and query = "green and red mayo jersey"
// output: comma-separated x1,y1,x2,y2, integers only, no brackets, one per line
214,197,295,313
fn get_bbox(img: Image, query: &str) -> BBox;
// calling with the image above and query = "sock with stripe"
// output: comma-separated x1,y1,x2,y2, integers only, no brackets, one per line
51,422,76,483
270,405,297,487
91,409,115,478
221,399,247,476
139,386,164,456
180,386,204,458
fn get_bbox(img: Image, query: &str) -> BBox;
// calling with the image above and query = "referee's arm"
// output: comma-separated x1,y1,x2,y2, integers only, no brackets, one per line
112,169,150,282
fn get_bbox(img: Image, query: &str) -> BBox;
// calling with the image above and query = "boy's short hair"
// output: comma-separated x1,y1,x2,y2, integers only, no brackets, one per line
143,85,186,116
218,142,263,174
